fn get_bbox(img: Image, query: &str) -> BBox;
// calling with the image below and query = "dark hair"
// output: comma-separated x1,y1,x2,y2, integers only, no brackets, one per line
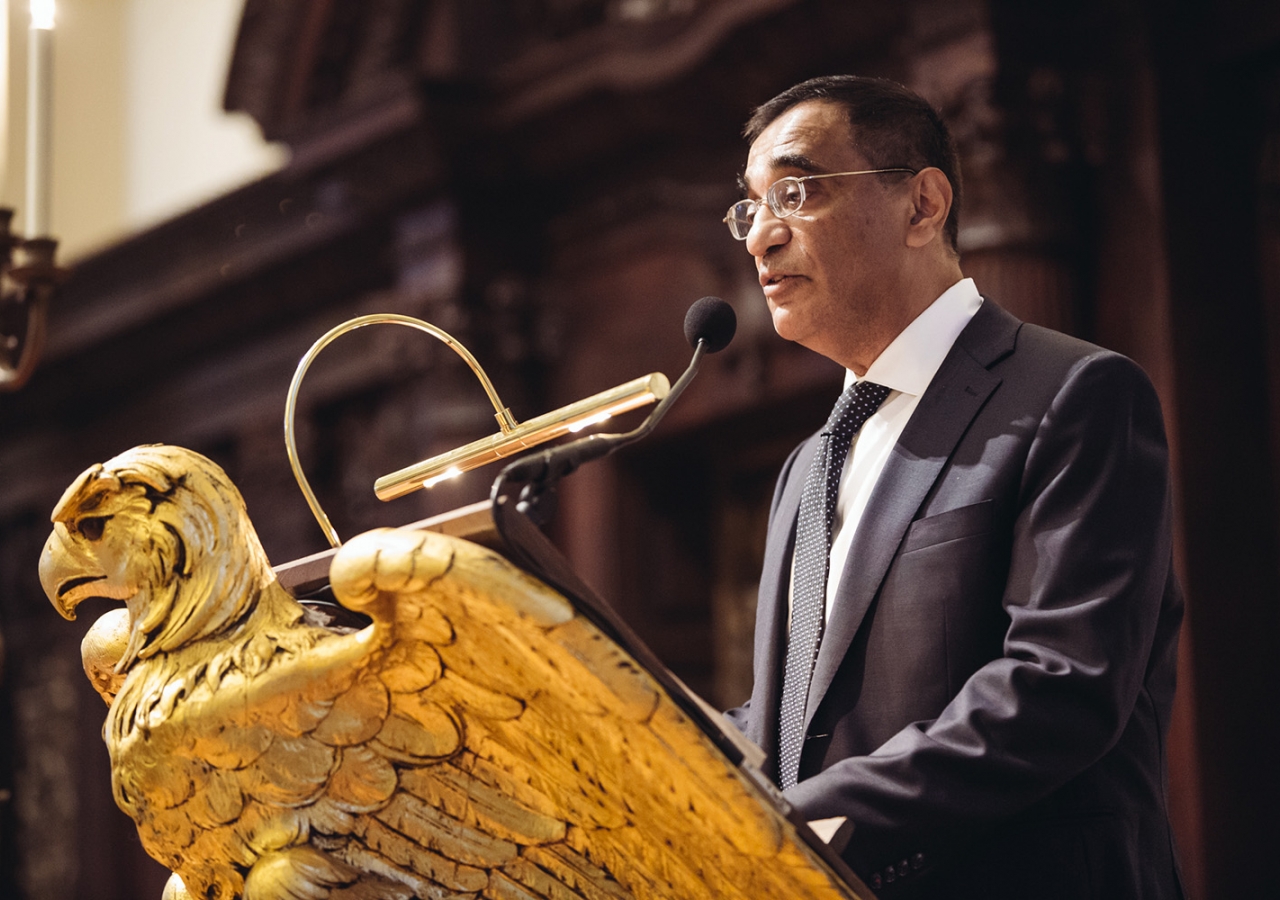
745,75,962,252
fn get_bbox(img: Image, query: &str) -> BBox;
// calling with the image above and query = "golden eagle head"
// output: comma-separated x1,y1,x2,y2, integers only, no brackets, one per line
39,444,276,674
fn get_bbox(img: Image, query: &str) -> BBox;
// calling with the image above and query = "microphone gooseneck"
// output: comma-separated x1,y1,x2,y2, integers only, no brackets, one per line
493,297,736,519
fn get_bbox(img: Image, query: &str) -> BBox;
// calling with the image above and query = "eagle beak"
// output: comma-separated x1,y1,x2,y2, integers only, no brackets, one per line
40,525,105,620
41,527,75,620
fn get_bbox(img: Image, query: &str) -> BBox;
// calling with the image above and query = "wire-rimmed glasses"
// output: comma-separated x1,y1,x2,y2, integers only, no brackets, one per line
724,168,917,240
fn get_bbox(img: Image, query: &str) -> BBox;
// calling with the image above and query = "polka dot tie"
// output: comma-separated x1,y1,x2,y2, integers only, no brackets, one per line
777,380,891,790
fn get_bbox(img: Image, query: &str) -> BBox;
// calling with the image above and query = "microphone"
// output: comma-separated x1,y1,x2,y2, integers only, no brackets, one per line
685,294,737,353
496,297,736,494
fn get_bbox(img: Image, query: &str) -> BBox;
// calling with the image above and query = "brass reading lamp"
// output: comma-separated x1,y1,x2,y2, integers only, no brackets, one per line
284,313,670,548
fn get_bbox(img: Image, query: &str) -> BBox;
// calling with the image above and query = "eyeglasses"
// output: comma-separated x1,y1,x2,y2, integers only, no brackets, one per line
723,168,917,240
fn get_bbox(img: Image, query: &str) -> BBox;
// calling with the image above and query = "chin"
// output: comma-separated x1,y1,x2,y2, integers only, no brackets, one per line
769,308,807,345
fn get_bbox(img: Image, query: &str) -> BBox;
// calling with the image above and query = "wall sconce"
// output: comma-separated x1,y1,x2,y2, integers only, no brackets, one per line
1,0,64,390
0,209,63,391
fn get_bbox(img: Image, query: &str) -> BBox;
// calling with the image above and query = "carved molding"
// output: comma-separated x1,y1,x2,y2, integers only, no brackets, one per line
226,0,803,147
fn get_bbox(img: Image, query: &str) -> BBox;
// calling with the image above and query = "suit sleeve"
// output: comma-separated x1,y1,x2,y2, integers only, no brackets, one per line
782,351,1177,872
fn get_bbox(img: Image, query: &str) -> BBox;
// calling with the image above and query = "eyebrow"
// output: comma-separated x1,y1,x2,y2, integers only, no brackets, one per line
736,152,826,197
771,152,824,174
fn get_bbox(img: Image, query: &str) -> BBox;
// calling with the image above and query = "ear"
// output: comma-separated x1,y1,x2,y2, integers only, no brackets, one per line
905,168,953,249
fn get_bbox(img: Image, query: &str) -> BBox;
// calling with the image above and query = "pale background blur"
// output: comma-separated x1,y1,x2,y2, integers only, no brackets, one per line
0,0,284,258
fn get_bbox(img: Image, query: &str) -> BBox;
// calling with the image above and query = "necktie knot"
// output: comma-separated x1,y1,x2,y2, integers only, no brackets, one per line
822,380,892,435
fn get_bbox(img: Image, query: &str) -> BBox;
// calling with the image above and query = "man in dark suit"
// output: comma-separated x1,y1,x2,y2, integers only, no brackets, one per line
722,76,1185,898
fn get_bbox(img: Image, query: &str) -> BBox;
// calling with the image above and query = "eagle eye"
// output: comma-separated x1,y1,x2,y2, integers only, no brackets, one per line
77,516,109,541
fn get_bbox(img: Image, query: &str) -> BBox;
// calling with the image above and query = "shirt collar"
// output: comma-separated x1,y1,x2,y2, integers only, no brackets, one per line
845,277,983,396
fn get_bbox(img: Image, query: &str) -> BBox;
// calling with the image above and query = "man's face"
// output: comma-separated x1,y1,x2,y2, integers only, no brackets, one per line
742,100,911,366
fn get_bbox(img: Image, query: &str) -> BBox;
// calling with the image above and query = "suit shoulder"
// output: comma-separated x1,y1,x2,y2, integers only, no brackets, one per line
1010,323,1153,388
973,299,1141,375
998,327,1169,454
963,306,1162,426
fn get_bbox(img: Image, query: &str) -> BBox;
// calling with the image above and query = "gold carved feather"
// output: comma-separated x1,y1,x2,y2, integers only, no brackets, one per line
39,445,867,900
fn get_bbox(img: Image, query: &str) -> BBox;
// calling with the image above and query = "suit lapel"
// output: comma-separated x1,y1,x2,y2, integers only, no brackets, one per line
804,301,1019,726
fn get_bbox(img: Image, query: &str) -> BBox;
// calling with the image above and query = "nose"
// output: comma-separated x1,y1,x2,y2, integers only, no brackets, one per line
744,205,789,259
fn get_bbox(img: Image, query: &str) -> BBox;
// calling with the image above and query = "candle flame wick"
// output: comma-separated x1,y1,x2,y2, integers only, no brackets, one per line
31,0,55,30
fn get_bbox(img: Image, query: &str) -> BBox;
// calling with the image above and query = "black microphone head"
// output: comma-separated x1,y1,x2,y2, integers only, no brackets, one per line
684,296,736,353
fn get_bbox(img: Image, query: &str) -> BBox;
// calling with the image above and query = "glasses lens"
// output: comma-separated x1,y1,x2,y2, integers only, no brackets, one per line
767,177,805,217
726,200,755,240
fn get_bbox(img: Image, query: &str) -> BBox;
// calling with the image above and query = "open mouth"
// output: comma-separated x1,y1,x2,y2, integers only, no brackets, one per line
58,574,106,599
54,575,134,618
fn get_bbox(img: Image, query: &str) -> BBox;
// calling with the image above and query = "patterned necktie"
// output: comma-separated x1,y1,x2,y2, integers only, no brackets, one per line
777,380,891,790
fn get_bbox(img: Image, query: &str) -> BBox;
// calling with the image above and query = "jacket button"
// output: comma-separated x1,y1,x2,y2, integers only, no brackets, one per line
883,867,897,884
911,852,926,870
870,874,882,890
897,860,910,877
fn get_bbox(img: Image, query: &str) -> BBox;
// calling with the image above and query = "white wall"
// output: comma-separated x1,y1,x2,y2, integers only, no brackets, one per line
123,0,286,235
1,0,286,261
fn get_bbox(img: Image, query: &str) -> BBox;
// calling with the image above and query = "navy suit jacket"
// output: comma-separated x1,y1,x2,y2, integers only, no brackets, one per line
726,300,1184,898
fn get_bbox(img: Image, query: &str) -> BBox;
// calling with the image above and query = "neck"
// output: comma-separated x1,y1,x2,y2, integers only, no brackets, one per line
840,257,964,375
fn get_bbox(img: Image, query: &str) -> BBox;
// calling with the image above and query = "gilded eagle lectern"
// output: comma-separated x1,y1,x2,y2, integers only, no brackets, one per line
40,444,869,900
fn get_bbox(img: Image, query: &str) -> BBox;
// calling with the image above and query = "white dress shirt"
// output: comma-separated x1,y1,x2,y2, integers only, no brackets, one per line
789,278,984,623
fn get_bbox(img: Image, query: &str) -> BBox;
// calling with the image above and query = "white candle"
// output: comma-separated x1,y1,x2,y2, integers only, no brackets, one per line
0,2,10,194
26,0,52,236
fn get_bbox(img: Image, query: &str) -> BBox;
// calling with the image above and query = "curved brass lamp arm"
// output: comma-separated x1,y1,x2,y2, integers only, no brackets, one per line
284,314,517,548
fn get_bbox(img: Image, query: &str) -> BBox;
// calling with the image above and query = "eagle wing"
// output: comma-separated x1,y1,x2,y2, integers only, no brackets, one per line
311,524,867,900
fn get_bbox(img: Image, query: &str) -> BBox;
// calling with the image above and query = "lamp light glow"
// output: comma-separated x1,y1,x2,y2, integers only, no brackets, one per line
421,467,463,489
567,411,612,433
